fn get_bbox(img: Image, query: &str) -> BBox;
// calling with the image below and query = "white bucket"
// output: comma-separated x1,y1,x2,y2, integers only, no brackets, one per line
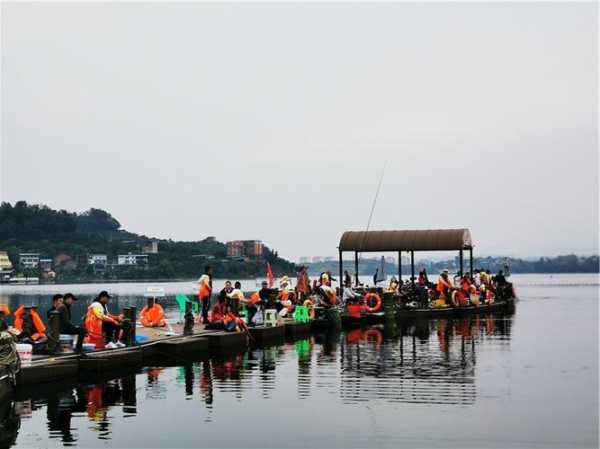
16,343,33,366
59,334,74,353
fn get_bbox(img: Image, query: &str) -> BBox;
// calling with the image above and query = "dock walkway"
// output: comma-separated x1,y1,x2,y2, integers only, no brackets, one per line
17,318,314,386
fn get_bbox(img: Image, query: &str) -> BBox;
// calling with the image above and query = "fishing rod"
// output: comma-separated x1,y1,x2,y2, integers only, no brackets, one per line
356,161,387,286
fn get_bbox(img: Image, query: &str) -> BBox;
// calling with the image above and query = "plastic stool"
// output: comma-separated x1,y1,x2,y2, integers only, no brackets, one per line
239,303,247,323
293,305,310,323
264,309,278,327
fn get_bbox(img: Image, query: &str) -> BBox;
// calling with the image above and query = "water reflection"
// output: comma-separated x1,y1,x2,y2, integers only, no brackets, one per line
5,313,514,448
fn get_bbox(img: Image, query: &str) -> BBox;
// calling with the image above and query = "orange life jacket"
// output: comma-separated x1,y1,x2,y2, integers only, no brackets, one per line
0,304,9,316
198,275,211,299
83,302,117,349
14,305,46,340
140,304,166,327
278,289,289,302
436,276,453,296
248,292,260,305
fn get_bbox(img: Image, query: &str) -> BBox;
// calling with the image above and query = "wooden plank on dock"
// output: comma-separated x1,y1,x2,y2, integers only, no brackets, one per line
248,325,286,344
17,354,79,385
154,336,209,357
206,331,248,353
80,346,143,372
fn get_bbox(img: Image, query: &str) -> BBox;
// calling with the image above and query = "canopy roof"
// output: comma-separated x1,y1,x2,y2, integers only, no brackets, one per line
339,229,472,252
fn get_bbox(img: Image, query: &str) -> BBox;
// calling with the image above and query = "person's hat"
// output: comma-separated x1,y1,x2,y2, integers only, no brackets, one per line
261,281,268,286
64,293,78,301
442,269,449,273
280,276,289,285
98,290,111,299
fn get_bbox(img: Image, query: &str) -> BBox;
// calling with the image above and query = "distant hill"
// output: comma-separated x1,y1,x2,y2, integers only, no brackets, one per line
0,201,296,281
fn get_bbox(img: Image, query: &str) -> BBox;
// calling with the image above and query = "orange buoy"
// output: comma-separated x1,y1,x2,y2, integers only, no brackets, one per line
363,292,382,313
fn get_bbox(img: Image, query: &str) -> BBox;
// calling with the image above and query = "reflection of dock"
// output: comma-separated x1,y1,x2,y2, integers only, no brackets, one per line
339,316,513,406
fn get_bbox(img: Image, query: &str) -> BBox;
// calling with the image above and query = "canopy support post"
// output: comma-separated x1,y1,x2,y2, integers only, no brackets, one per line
459,250,464,275
398,251,402,282
338,249,343,290
469,247,473,276
354,251,359,287
410,251,415,285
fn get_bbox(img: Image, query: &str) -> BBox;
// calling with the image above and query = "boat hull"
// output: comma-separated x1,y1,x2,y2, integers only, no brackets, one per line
342,298,516,324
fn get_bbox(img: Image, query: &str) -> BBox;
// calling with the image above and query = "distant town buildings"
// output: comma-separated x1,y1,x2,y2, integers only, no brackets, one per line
117,254,149,266
19,253,40,268
226,240,263,259
39,258,53,272
142,240,159,254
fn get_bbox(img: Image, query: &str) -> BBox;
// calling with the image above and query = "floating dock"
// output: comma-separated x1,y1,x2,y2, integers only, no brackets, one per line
13,318,315,387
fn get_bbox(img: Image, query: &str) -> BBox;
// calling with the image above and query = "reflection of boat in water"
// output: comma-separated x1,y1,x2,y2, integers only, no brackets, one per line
339,313,513,406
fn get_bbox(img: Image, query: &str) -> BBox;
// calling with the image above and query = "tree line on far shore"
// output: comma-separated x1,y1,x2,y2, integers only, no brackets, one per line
307,254,599,277
0,201,296,281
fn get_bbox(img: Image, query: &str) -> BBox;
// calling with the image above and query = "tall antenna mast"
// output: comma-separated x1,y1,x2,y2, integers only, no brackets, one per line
358,161,387,272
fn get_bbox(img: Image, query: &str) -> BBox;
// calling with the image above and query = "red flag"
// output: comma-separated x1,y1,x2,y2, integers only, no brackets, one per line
266,262,274,288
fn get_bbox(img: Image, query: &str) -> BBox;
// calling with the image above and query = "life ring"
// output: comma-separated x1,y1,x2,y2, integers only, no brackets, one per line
363,328,383,345
363,292,382,313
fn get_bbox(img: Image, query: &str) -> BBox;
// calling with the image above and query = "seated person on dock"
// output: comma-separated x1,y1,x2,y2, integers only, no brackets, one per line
220,281,234,311
84,291,130,349
57,293,86,352
13,304,47,347
206,296,227,330
259,281,277,309
140,298,166,328
0,316,19,369
227,281,245,314
223,311,248,333
47,294,64,319
242,290,260,325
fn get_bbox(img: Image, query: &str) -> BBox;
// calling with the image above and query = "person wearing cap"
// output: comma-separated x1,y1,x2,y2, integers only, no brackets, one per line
57,293,86,352
84,291,128,349
47,294,64,319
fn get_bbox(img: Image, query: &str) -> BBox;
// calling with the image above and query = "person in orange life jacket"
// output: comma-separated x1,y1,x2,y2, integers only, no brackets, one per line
140,298,166,328
276,276,292,313
84,291,130,349
14,304,47,344
436,269,454,298
205,296,227,330
57,293,86,352
223,310,248,333
197,265,213,324
242,290,260,326
295,266,310,301
47,294,64,319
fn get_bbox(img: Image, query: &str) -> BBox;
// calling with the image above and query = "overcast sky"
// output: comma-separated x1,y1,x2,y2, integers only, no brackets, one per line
1,2,598,261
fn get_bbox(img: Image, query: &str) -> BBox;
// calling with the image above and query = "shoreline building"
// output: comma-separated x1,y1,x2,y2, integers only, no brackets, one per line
117,254,149,266
226,240,264,259
0,251,14,282
19,253,40,269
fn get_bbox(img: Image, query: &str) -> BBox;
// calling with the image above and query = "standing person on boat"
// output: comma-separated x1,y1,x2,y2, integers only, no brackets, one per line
295,266,310,301
473,269,482,288
83,291,130,349
47,294,64,319
197,266,213,325
494,270,507,286
57,293,86,352
343,270,352,288
436,269,454,299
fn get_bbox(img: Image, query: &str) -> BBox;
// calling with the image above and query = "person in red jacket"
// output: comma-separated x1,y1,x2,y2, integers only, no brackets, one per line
206,296,226,330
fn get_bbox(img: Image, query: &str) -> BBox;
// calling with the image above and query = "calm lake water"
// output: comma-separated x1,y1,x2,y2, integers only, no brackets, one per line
1,274,598,448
